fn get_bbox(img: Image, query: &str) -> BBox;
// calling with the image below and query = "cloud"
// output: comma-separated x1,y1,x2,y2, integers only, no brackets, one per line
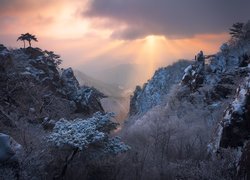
0,0,52,14
0,0,81,37
85,0,250,39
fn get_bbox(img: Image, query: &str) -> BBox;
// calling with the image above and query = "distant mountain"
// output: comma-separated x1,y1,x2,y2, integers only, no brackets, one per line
97,64,136,87
74,70,131,122
74,70,128,98
82,63,145,89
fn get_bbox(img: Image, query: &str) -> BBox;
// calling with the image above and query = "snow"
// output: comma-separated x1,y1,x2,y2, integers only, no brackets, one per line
220,43,229,52
0,49,10,57
223,76,250,126
231,88,247,115
48,112,129,153
223,110,232,123
130,60,191,115
207,124,223,153
210,75,250,153
184,65,192,74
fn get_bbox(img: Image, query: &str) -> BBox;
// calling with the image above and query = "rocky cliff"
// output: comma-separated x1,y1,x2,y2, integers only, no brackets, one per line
129,60,191,116
124,21,250,179
0,45,114,179
0,46,104,119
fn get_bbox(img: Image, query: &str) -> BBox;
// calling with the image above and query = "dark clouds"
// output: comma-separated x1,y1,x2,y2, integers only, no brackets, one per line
85,0,250,39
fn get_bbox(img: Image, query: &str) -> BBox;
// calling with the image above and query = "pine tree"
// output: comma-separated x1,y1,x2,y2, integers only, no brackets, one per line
229,22,244,39
17,33,38,48
17,34,26,48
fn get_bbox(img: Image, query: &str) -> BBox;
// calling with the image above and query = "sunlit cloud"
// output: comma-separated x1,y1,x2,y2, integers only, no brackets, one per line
0,0,235,87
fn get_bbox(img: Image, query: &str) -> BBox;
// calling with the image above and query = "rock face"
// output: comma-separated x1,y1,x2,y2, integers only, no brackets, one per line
61,68,105,114
209,75,250,151
61,68,80,99
129,60,191,116
208,73,250,178
220,76,250,148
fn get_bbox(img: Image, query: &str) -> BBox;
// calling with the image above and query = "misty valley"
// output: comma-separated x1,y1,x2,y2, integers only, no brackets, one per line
1,2,250,179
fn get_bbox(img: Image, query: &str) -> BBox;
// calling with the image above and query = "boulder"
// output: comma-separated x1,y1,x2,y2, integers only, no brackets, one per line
61,68,80,99
0,133,22,163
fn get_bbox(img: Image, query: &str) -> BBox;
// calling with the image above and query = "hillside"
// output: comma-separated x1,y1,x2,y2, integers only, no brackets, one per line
121,21,250,179
0,45,128,179
129,60,191,116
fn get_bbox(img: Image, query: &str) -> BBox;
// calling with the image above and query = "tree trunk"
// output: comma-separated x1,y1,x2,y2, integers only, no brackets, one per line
28,40,31,47
54,148,79,179
23,41,25,48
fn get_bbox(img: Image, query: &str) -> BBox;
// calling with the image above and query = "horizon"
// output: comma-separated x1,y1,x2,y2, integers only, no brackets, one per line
0,0,249,88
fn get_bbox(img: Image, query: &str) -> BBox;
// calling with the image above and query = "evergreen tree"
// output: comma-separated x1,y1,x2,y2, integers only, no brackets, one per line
229,22,244,39
17,33,38,48
17,34,26,48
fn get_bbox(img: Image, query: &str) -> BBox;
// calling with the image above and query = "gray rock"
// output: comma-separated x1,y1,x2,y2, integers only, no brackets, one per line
61,68,80,99
61,68,105,114
0,133,22,163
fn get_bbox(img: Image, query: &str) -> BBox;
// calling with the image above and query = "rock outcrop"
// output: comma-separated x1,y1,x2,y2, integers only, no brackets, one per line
209,72,250,178
0,45,105,118
61,68,105,114
0,133,21,180
0,133,22,163
129,60,191,116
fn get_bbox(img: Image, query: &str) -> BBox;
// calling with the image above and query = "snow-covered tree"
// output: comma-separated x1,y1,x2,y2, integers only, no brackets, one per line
47,112,129,154
229,21,250,41
47,112,129,178
229,22,244,39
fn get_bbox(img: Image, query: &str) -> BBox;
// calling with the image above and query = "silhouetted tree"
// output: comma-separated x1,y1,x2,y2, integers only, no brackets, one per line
17,34,26,48
229,22,244,39
17,33,38,48
43,50,62,66
25,33,38,47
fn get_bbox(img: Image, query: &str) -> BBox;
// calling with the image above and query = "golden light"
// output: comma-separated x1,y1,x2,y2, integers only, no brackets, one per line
0,0,229,88
123,35,163,84
145,35,157,45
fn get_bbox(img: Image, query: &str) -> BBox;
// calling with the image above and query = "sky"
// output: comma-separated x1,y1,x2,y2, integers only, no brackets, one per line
0,0,249,87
